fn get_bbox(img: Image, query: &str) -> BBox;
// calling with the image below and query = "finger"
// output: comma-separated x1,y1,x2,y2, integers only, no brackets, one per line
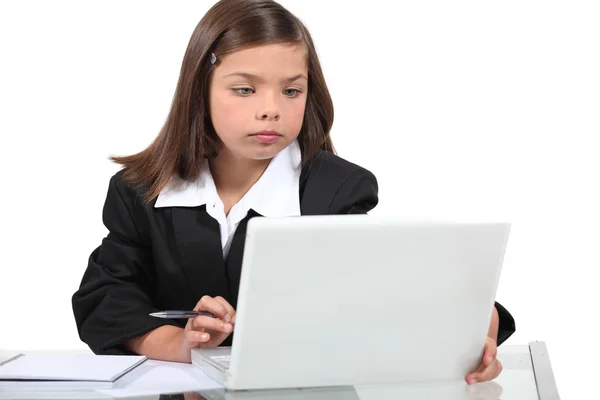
479,359,502,382
214,296,236,323
465,361,486,384
469,359,502,383
191,315,233,333
195,296,229,320
483,339,498,366
185,330,210,344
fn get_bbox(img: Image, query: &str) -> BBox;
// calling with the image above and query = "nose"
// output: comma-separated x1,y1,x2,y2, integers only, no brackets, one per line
255,93,280,121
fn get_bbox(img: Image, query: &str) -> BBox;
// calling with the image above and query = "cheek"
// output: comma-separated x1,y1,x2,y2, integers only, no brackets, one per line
210,93,244,135
284,100,307,131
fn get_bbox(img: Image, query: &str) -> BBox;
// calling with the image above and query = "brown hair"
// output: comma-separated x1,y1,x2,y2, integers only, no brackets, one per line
111,0,335,203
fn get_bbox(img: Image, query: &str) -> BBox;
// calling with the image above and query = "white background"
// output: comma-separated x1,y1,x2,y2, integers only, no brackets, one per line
0,1,598,397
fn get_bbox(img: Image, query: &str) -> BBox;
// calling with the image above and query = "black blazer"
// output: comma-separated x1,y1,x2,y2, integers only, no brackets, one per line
72,151,515,355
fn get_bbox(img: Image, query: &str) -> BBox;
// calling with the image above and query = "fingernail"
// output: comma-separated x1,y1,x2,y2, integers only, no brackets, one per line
487,355,494,363
225,314,231,322
224,323,232,332
469,378,477,384
231,315,236,324
201,333,209,341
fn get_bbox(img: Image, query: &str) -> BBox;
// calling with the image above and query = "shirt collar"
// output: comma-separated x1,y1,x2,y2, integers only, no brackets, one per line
154,140,302,217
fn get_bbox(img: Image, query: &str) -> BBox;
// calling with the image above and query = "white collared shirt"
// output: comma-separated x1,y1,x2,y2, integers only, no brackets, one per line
154,140,302,257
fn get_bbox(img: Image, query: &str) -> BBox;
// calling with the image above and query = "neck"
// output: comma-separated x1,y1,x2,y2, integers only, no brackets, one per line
209,148,271,203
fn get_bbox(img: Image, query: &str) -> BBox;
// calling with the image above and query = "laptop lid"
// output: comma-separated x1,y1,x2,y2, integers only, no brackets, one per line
227,215,510,389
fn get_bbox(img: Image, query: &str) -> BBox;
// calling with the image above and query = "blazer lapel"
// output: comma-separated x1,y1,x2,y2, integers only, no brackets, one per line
172,206,232,302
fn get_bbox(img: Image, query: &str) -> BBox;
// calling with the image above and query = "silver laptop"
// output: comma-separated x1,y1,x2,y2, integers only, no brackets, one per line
192,215,510,390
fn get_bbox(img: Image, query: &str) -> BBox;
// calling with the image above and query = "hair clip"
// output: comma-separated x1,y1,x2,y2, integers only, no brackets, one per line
210,52,217,65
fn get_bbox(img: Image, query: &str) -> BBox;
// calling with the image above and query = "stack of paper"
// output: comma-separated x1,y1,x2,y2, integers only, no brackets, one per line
0,353,147,390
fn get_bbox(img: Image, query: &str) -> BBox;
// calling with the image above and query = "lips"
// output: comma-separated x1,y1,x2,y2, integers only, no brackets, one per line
250,130,283,143
250,130,283,137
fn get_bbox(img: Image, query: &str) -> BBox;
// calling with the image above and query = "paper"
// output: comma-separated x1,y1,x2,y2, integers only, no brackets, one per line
0,354,147,390
97,359,223,398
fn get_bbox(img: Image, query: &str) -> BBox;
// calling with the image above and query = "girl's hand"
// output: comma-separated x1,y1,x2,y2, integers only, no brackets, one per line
176,296,236,362
465,336,503,384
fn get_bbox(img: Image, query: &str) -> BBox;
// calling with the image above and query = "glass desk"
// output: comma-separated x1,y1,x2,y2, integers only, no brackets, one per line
0,341,560,400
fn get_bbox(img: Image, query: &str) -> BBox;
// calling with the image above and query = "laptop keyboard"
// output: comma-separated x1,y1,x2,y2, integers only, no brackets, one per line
210,355,231,369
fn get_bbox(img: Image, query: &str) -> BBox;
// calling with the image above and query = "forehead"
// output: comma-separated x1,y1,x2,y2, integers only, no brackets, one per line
213,43,308,77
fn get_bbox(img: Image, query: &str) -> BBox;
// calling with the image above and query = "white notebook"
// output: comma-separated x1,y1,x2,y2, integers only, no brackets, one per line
0,353,147,391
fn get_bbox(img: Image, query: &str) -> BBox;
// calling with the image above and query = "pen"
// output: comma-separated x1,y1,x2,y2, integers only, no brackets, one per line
149,310,218,319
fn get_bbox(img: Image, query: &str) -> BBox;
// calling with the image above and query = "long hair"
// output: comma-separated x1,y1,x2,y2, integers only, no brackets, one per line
111,0,335,203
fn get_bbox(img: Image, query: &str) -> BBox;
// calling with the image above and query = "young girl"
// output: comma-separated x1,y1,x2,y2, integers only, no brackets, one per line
72,0,514,385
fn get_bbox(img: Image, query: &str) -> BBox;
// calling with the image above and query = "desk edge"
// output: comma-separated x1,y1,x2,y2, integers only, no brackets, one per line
529,341,561,400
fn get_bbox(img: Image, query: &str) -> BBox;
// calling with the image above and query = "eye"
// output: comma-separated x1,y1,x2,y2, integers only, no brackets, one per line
233,87,254,96
283,88,301,98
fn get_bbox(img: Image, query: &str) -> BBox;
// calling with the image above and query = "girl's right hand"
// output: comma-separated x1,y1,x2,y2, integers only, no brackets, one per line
177,296,236,362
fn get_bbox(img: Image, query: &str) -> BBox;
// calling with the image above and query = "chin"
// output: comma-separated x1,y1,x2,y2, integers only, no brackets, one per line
247,144,288,161
248,150,280,161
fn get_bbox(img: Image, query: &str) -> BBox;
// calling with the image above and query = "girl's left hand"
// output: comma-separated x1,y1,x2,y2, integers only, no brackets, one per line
465,336,503,384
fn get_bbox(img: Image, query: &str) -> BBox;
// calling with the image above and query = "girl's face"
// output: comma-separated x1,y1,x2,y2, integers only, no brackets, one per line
209,43,308,161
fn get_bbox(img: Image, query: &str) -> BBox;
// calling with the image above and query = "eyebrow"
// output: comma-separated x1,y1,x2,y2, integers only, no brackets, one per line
223,72,308,83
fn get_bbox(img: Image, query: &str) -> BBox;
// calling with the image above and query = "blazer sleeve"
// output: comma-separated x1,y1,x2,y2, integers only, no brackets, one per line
329,170,379,214
495,301,516,345
71,173,179,355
